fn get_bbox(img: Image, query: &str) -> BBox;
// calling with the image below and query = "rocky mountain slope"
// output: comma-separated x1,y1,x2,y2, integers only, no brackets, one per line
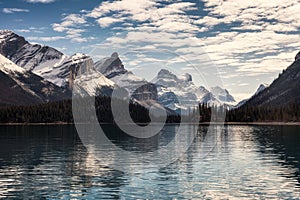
95,52,157,101
235,83,269,108
152,69,236,112
0,30,115,96
0,54,70,105
0,30,237,108
241,51,300,107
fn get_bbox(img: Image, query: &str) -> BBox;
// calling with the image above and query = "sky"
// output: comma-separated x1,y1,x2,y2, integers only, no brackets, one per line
0,0,299,101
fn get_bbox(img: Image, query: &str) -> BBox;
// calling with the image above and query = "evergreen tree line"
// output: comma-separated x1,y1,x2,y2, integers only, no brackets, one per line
1,99,298,123
198,102,300,122
226,102,300,122
0,96,181,124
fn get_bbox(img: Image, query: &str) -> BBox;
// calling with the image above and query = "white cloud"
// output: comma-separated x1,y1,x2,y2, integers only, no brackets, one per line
2,8,29,14
97,17,125,28
24,0,55,3
16,29,30,33
50,0,300,98
201,0,300,31
52,14,89,43
27,36,65,42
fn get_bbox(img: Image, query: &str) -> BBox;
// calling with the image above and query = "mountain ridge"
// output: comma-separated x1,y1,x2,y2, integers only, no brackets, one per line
0,53,70,105
241,51,300,108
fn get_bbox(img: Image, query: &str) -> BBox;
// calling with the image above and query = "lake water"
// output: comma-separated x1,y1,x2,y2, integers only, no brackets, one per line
0,125,300,199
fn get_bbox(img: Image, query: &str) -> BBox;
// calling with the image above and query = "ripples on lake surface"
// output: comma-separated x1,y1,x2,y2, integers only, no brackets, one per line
0,125,300,199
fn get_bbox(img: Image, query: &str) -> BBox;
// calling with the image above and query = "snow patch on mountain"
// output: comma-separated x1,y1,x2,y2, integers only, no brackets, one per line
210,86,236,106
0,53,26,75
234,83,269,108
95,52,157,101
153,69,236,112
0,53,70,105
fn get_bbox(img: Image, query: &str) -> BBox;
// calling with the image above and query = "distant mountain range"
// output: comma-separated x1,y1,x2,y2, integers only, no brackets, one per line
0,30,245,112
152,69,236,112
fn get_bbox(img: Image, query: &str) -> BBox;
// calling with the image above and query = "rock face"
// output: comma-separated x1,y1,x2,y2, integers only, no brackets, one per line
242,51,300,107
0,30,115,97
69,54,115,97
95,52,158,101
0,30,67,85
94,52,126,79
153,69,236,112
0,54,70,106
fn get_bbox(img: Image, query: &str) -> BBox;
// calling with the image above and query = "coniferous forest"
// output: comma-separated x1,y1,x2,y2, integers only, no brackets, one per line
1,98,300,124
0,96,181,124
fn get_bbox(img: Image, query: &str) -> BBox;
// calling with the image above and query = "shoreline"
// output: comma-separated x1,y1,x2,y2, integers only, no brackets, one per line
1,122,300,126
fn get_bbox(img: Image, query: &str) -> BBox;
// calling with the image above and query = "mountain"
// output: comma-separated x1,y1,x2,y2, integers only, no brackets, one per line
234,83,269,108
0,54,70,106
210,86,236,105
0,30,68,86
253,83,269,96
152,69,236,112
296,51,300,61
0,30,115,96
242,51,300,107
95,52,157,101
71,53,115,97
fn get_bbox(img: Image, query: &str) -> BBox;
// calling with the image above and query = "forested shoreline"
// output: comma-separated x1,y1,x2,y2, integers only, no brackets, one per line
1,98,300,124
0,97,181,124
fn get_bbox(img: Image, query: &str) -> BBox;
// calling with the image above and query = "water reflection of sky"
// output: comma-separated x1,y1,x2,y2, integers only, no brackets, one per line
0,125,300,199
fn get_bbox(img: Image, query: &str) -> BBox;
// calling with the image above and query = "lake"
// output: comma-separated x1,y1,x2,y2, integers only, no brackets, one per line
0,124,300,199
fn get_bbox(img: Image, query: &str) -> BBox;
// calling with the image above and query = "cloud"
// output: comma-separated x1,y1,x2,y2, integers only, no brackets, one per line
24,0,55,3
96,17,125,28
27,36,66,42
201,0,300,31
50,0,300,98
16,29,30,33
52,14,89,42
2,8,30,14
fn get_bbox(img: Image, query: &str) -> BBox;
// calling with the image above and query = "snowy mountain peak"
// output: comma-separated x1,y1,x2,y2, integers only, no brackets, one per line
157,69,193,83
153,69,236,111
183,73,192,82
0,53,70,105
94,52,126,78
157,69,177,80
0,30,13,37
70,53,90,64
295,51,300,61
234,83,269,108
210,86,236,104
255,83,269,95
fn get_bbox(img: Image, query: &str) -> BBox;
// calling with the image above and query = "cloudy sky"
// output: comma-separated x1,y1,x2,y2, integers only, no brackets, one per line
0,0,299,101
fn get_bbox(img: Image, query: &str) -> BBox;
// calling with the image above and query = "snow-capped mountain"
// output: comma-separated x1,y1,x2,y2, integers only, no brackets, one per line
0,54,70,105
241,51,300,107
234,83,269,108
95,52,157,101
254,83,269,96
71,54,115,96
0,30,67,86
152,69,236,112
210,86,236,106
0,30,115,96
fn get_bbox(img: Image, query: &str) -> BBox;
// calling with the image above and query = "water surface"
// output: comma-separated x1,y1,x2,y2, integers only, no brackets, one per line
0,125,300,199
